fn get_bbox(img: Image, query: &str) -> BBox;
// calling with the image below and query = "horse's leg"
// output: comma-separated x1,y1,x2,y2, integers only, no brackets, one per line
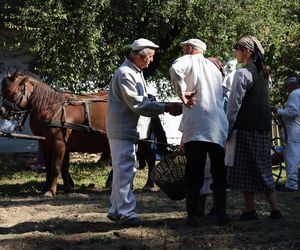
105,169,113,189
139,157,147,170
61,152,74,194
44,140,66,197
41,146,52,195
98,150,111,167
142,116,169,190
143,150,156,190
69,170,75,187
137,141,147,169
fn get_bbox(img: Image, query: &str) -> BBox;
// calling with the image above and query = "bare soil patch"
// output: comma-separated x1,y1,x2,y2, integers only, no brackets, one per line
1,153,300,249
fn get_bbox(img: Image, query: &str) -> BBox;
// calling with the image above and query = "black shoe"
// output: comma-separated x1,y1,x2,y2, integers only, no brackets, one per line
186,215,201,227
239,210,259,221
107,213,121,222
121,217,142,227
269,210,284,220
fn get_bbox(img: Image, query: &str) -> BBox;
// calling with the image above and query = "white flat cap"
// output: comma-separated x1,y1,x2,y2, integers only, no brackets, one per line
131,38,159,50
180,38,207,52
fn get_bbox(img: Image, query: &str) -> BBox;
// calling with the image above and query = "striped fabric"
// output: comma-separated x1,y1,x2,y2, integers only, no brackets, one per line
227,130,276,193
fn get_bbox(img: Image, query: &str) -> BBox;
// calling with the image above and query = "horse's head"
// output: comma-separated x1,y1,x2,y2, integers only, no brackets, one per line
1,72,36,114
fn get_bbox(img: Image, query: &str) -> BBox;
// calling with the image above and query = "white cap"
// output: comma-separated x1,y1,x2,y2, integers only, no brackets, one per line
130,38,159,51
180,38,207,52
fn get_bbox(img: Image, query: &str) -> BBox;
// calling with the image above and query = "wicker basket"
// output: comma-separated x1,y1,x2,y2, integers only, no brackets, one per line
152,152,186,200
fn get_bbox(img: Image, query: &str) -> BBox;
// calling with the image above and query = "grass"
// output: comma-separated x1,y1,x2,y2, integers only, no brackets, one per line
0,152,150,197
0,152,289,196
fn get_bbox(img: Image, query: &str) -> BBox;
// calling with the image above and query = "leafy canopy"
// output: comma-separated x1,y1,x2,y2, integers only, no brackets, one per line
1,0,299,102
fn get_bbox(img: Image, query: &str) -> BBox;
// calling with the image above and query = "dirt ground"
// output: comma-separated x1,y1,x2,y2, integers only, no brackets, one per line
1,153,300,250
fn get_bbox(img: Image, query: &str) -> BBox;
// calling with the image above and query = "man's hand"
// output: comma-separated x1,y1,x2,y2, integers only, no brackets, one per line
181,90,196,108
165,102,182,116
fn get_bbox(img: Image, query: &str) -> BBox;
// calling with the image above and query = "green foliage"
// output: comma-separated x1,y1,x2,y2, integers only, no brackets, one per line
243,0,300,104
2,0,299,101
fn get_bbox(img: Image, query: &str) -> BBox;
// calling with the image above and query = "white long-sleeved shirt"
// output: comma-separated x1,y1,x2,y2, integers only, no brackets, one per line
106,58,165,141
277,88,300,141
169,54,228,147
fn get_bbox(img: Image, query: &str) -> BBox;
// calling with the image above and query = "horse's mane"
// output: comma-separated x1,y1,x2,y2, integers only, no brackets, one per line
28,75,70,120
27,75,108,121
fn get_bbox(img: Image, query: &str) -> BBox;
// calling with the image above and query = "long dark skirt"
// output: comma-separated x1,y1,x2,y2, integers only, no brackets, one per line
227,130,276,193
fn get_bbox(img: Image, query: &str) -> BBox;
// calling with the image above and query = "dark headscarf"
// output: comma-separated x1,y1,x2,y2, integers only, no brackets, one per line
234,36,269,79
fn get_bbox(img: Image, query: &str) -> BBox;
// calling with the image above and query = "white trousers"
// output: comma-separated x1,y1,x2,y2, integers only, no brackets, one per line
284,141,300,190
108,139,138,220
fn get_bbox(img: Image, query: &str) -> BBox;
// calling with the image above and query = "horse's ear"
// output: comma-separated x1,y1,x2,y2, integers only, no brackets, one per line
7,65,21,80
8,72,18,82
7,70,19,82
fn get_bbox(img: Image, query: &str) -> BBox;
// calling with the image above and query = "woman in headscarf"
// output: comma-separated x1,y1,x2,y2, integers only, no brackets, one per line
226,36,283,220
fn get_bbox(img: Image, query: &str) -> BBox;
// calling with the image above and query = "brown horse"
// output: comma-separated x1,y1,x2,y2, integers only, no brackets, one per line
0,72,109,196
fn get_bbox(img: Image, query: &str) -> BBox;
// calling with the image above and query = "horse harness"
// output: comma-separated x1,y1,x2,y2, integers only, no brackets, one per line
47,98,107,134
2,83,107,135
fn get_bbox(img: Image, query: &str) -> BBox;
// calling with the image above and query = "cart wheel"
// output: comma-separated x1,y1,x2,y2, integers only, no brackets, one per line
271,137,285,183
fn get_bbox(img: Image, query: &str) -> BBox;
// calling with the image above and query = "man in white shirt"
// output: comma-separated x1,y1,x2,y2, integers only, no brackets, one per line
273,76,300,191
169,38,230,226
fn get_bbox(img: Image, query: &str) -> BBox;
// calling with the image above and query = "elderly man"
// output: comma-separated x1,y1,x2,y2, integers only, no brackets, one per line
169,38,230,226
106,38,181,227
273,76,300,191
